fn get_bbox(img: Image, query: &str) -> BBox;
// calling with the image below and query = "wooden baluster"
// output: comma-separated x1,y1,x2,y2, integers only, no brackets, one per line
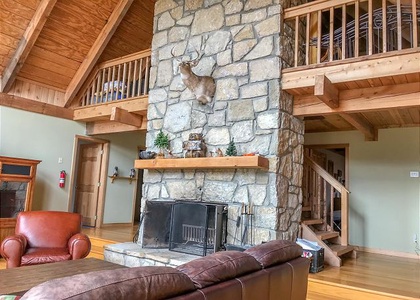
127,61,132,98
110,66,116,101
132,59,138,97
144,56,150,95
330,186,334,230
317,10,322,63
382,0,387,53
100,68,106,103
396,0,402,50
105,67,111,102
305,13,310,65
368,0,373,55
355,0,360,58
342,4,347,59
121,62,127,100
96,75,102,104
88,75,97,105
138,58,143,96
294,16,299,67
110,66,115,101
341,190,349,246
115,64,121,101
82,85,88,106
329,7,334,62
413,0,418,47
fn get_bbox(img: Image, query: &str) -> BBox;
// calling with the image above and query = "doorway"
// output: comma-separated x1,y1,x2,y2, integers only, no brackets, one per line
68,135,110,228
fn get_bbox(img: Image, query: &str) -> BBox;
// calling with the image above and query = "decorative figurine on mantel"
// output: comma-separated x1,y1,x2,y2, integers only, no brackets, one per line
154,130,170,159
225,138,238,156
183,133,207,158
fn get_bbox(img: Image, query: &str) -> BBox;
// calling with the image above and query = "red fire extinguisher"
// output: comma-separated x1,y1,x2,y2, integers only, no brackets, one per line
59,170,66,188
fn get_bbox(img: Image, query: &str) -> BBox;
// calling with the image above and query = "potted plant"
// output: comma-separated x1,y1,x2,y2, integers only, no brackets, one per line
154,130,170,158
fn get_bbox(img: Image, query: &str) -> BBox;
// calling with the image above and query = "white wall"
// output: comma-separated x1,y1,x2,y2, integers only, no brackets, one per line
305,128,420,255
0,107,86,211
0,107,145,224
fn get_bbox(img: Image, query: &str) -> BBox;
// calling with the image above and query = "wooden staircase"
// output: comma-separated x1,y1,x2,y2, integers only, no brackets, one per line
300,154,356,267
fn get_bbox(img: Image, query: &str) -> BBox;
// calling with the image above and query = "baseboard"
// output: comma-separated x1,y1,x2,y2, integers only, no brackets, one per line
358,246,420,260
100,223,133,228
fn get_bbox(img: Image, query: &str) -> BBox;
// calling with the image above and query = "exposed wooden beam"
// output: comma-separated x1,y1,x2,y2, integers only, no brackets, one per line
86,120,146,135
73,97,148,122
110,107,143,127
0,92,73,119
340,113,378,141
0,0,57,93
282,50,420,91
293,82,420,116
64,0,135,107
314,75,339,108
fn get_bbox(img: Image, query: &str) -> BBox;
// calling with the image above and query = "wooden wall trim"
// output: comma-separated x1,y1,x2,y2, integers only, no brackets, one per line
0,92,73,119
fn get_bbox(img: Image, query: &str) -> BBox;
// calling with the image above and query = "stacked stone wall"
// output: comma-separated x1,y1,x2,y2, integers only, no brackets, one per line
142,0,304,245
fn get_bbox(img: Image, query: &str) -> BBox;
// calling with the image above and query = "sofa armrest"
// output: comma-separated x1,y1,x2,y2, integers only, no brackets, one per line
68,233,91,259
0,234,27,268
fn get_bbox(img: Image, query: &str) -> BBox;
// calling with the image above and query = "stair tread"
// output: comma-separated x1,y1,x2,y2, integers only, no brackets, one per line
315,230,339,240
330,244,355,256
302,219,323,225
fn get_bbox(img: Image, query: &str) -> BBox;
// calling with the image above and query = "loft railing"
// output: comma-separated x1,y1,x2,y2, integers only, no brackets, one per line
303,154,350,246
78,49,151,107
284,0,419,67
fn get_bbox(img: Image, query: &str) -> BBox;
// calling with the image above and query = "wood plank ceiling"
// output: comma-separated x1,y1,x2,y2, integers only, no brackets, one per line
0,0,154,107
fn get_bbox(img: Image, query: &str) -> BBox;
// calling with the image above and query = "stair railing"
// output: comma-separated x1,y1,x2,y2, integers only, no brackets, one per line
77,49,151,107
303,154,350,245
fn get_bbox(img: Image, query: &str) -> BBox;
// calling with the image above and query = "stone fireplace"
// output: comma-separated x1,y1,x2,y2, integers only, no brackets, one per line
139,0,304,250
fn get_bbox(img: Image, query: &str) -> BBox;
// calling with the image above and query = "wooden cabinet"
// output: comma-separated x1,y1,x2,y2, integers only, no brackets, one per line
0,156,41,243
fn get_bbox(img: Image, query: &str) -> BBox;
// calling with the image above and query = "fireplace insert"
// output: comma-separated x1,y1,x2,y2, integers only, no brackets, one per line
169,201,227,256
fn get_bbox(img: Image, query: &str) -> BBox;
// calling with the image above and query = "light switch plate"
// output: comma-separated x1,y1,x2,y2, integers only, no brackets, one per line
409,171,419,178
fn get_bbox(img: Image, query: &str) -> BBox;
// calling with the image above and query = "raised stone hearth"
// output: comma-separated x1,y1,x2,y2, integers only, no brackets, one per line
104,243,197,267
138,0,304,251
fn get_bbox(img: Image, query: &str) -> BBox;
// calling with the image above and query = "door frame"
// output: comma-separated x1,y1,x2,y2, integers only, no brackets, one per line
68,135,110,228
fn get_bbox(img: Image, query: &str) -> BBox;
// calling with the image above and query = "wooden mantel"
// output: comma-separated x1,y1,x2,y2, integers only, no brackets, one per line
134,156,269,170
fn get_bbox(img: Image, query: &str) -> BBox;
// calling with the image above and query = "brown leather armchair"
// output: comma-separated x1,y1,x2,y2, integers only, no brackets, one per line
0,211,91,268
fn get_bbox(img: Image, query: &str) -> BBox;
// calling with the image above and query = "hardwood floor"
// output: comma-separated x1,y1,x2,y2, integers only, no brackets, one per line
1,225,419,300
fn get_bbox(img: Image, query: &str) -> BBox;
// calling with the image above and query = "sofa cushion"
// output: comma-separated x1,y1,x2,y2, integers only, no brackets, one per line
244,240,302,268
21,266,196,300
177,251,261,289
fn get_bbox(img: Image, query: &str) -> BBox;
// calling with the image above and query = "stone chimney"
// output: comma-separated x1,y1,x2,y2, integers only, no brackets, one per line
141,0,304,246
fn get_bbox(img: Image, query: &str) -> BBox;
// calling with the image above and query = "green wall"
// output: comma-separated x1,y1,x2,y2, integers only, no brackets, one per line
305,128,420,255
0,107,145,224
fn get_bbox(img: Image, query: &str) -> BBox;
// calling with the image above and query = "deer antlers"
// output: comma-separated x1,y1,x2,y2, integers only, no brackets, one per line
171,47,202,65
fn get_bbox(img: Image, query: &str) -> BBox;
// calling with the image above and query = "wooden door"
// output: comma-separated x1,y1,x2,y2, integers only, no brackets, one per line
75,144,103,227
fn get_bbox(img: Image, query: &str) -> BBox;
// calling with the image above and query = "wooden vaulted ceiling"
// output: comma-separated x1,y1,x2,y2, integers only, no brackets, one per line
0,0,154,109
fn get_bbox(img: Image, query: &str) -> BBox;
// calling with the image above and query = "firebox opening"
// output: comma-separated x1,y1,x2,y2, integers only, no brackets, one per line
169,201,227,256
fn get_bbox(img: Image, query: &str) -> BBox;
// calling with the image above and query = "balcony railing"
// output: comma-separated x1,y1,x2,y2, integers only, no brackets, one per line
78,49,151,107
284,0,419,68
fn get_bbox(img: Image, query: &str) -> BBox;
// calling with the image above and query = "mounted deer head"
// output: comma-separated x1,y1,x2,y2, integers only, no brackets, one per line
172,48,216,105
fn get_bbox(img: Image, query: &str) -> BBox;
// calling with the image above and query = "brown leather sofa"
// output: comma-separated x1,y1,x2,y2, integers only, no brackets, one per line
21,240,310,300
0,211,91,268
